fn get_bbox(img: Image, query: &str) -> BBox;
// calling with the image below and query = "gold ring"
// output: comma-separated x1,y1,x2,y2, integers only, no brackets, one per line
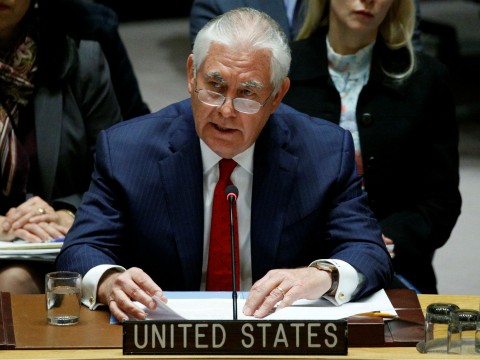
37,207,46,215
275,286,286,298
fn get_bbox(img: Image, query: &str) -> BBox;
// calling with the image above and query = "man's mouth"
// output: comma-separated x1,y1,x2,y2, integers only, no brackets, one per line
213,123,235,132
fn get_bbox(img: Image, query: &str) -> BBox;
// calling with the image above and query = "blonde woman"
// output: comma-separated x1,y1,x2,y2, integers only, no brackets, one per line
283,0,461,294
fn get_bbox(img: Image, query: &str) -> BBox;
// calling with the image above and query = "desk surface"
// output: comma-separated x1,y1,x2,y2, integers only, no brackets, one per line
0,294,478,360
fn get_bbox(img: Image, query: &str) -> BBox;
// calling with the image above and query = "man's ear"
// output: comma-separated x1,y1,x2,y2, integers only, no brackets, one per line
187,54,195,93
270,77,291,113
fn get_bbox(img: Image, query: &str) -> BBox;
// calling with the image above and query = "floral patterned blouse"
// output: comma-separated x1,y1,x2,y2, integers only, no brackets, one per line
326,38,374,179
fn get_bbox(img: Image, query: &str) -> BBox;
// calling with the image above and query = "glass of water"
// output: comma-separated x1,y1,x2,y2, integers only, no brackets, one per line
45,271,82,326
448,309,479,354
424,302,459,353
476,303,480,353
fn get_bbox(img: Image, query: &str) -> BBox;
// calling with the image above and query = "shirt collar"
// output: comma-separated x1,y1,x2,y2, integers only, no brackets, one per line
326,37,374,78
200,139,254,175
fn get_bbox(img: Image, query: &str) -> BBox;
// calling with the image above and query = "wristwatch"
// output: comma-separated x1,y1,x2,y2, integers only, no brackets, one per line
309,261,339,296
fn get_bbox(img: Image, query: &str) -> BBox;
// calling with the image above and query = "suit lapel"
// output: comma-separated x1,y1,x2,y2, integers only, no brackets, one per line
158,123,204,288
157,110,300,285
250,117,298,281
33,88,62,200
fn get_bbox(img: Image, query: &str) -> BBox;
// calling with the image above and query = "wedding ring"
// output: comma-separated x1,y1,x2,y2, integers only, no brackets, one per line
275,286,286,298
37,207,46,215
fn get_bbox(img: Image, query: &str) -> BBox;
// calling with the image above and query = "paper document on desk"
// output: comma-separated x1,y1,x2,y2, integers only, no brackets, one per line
135,289,396,321
0,238,64,261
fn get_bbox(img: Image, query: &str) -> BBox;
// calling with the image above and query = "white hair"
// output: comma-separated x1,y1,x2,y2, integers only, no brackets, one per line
192,7,291,94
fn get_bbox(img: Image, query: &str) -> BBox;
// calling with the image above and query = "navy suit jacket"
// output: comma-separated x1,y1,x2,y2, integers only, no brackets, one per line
56,100,392,299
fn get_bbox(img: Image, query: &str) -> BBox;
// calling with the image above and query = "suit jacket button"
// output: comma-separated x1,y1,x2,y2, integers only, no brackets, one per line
360,113,373,126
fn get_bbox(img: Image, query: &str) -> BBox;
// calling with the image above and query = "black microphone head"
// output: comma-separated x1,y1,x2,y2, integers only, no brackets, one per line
225,185,239,201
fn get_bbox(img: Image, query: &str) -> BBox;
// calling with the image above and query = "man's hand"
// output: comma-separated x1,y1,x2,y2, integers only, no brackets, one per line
97,267,168,322
382,234,395,258
243,267,332,318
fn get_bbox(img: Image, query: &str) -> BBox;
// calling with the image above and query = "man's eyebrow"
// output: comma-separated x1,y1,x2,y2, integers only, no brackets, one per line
240,80,263,90
204,73,264,90
205,72,226,84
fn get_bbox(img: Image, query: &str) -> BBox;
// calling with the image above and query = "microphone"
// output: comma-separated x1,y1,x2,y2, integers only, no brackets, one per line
225,184,238,202
224,184,239,320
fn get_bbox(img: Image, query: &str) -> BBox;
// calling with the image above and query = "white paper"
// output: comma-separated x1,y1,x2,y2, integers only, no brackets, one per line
0,239,63,250
133,289,396,321
0,239,63,261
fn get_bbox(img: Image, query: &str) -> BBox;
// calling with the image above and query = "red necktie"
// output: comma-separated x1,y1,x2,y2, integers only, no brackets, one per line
206,159,240,291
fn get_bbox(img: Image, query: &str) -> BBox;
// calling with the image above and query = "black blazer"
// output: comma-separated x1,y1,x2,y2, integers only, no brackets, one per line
50,0,150,120
283,27,461,294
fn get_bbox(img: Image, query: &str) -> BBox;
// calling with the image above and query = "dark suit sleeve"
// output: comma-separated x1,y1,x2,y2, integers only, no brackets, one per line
55,130,124,276
322,131,394,299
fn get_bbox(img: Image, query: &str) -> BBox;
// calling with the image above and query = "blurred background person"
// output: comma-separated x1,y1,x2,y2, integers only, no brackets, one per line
189,0,306,44
59,0,150,119
0,0,122,293
282,0,461,294
189,0,423,48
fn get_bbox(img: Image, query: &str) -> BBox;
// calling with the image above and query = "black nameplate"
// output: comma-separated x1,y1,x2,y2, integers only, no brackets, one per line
123,320,348,355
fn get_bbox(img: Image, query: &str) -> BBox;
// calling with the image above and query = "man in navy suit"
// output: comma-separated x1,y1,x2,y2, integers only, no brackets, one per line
56,7,393,322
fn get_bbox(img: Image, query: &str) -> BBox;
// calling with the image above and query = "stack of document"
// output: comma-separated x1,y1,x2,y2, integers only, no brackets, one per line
0,238,64,262
126,289,397,321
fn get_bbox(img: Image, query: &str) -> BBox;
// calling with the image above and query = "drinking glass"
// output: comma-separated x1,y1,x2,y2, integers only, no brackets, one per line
45,271,82,326
448,309,479,354
424,302,459,353
475,304,480,353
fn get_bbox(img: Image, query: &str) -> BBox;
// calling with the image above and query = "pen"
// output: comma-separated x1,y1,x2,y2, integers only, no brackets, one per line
355,311,398,318
45,237,65,243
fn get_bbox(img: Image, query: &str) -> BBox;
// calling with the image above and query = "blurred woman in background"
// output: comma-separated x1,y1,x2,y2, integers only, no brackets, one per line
283,0,461,294
0,0,121,292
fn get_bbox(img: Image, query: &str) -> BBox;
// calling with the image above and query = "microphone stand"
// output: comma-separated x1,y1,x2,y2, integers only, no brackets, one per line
225,185,239,320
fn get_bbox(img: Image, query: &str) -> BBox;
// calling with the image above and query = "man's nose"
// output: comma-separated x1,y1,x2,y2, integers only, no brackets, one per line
218,97,236,115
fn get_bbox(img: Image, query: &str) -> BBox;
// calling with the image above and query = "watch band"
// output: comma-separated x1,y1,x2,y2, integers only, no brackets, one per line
309,261,339,296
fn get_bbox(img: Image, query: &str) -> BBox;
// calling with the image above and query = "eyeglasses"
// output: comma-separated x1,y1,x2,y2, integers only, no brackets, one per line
195,88,273,114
